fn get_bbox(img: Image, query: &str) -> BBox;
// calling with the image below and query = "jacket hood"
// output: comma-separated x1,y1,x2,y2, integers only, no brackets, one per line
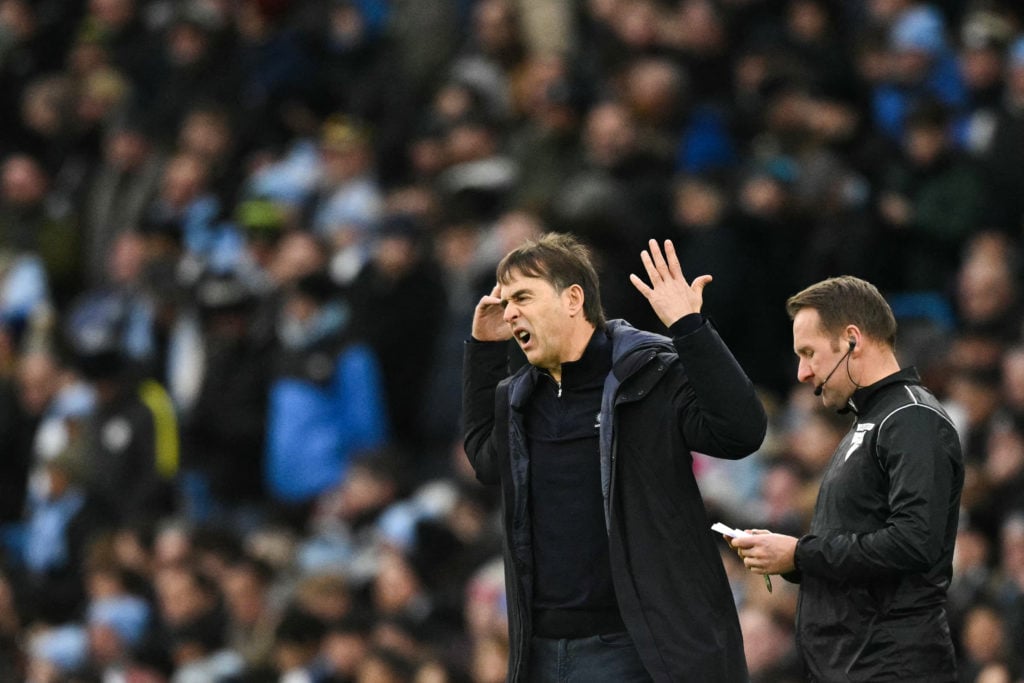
606,319,675,380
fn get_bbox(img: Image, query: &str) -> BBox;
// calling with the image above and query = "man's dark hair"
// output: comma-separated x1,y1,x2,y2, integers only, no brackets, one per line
495,232,606,329
786,275,897,348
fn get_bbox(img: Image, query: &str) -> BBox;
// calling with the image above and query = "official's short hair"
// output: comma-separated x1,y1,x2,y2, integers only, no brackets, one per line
496,232,606,329
786,276,897,347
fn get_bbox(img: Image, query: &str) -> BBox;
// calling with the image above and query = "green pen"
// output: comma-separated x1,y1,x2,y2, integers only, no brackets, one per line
764,574,772,593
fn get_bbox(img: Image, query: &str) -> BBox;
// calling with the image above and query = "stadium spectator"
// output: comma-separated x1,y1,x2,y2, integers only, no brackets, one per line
265,270,388,517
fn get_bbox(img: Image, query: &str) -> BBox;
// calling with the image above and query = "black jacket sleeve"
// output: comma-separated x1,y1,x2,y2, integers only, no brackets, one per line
462,339,512,485
795,406,960,580
670,321,768,459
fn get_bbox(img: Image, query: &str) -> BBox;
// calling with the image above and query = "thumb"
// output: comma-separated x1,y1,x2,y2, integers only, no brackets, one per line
688,276,712,303
692,274,713,295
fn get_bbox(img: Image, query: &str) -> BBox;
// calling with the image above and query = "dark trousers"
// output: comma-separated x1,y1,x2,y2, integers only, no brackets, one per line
528,632,652,683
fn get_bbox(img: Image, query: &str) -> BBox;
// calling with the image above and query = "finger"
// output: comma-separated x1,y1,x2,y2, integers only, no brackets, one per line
639,250,661,284
629,273,653,298
648,239,670,278
477,283,502,307
663,240,687,281
476,295,502,310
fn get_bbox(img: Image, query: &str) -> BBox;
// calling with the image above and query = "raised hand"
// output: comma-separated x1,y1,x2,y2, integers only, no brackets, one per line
472,283,512,342
629,239,712,328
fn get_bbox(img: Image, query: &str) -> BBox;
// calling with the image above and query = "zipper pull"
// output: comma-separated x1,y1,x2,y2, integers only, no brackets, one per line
557,381,562,398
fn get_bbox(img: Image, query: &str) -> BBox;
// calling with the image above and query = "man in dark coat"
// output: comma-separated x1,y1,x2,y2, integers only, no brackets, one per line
63,290,179,528
348,214,447,453
463,233,766,682
181,270,273,517
731,276,964,682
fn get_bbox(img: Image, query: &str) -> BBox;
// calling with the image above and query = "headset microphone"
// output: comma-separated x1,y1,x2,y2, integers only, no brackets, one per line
813,339,856,397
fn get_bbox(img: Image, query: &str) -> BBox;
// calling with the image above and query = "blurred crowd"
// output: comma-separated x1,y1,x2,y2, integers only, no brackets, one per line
1,0,1024,681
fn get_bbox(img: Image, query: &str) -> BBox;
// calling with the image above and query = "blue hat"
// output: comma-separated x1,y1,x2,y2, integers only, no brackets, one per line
88,595,150,648
891,6,947,55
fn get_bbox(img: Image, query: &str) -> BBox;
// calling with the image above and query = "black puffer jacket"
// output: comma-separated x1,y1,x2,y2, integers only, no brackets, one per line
463,319,767,682
790,368,964,682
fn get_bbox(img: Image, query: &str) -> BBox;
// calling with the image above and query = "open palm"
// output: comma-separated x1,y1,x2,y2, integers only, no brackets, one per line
629,239,712,328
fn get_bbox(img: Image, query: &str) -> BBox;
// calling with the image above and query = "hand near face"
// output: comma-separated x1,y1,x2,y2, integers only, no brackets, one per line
472,283,512,342
630,239,712,328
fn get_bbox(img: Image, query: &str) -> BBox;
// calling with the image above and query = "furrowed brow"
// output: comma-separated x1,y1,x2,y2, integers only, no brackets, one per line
502,288,530,307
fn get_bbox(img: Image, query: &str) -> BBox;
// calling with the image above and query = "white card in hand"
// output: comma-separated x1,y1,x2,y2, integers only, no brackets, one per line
713,523,774,592
711,522,750,538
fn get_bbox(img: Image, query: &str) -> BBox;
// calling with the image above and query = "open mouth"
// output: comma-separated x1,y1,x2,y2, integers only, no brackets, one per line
516,329,531,345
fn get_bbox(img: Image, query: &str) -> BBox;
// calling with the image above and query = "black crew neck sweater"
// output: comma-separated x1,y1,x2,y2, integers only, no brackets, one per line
525,328,621,637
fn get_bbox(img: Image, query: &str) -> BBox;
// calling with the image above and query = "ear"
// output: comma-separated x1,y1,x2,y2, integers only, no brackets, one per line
843,325,862,352
565,284,585,317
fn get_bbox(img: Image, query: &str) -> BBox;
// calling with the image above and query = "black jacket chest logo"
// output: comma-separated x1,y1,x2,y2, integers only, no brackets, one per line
843,422,875,462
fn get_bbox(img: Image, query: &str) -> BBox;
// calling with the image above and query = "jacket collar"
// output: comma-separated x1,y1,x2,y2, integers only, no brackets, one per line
605,319,674,380
846,367,921,415
507,319,673,411
556,326,612,389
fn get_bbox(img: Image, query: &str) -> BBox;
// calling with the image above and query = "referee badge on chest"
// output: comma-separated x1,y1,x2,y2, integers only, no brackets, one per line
844,423,875,462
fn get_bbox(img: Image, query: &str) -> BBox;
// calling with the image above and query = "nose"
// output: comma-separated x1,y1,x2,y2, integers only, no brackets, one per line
503,302,517,324
796,358,813,384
